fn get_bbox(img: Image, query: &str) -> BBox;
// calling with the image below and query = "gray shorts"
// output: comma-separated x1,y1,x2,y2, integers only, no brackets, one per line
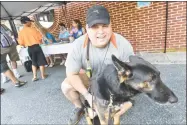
1,54,9,73
1,43,20,61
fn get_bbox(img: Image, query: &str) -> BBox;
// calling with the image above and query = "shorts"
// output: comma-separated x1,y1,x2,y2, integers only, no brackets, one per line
1,54,9,73
1,43,20,61
79,73,90,89
28,44,47,67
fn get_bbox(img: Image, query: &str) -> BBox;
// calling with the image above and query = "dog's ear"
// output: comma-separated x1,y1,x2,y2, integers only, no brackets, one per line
112,55,132,83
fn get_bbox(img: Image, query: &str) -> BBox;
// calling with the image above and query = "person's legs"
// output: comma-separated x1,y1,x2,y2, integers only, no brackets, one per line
62,78,83,108
1,73,9,83
61,73,89,124
4,69,19,84
10,60,17,69
45,57,50,65
28,45,40,81
11,61,21,78
32,65,38,80
1,54,10,83
60,54,66,65
39,65,47,79
8,44,21,78
3,69,26,87
36,45,48,78
48,55,54,67
1,54,26,87
49,55,54,64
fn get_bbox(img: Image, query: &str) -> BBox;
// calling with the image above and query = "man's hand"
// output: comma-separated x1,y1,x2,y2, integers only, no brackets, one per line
83,92,94,108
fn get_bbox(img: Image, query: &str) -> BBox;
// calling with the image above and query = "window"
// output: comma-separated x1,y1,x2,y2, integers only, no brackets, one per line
35,9,55,28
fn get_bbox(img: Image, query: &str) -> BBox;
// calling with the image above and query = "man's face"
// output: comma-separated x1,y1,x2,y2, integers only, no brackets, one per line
86,23,112,48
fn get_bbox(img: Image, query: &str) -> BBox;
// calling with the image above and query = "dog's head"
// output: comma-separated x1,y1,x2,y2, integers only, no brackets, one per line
111,54,178,104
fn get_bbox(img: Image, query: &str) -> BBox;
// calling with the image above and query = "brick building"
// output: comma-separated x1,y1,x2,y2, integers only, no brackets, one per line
48,1,186,53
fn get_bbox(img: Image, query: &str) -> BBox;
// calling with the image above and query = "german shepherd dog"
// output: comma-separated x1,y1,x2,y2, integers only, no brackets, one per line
86,55,178,125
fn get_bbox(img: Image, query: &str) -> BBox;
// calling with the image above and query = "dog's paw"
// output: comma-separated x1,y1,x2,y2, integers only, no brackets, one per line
129,99,135,106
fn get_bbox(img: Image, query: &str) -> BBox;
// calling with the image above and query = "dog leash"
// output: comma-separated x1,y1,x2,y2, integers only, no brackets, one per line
86,38,110,125
108,89,114,125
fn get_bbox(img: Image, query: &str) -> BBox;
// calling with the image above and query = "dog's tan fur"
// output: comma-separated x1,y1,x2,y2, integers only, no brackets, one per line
85,101,132,125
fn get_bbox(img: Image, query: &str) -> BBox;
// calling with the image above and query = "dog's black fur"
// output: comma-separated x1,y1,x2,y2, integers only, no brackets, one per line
92,55,178,104
89,55,178,124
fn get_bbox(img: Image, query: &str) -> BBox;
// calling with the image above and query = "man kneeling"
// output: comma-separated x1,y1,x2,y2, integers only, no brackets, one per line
61,5,134,124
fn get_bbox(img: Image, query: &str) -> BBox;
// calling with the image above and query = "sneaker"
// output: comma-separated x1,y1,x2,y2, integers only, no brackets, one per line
1,73,9,84
49,63,54,67
68,107,85,125
1,76,10,84
60,60,65,65
15,81,27,87
15,74,22,79
1,88,5,95
13,70,21,79
45,64,49,67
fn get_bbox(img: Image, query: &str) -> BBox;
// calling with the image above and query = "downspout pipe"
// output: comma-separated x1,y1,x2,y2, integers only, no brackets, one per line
164,1,168,53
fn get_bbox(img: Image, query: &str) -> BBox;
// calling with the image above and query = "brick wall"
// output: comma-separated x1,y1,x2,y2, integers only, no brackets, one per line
48,1,186,53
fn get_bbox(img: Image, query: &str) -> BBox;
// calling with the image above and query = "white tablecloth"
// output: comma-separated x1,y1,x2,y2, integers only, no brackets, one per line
17,42,74,62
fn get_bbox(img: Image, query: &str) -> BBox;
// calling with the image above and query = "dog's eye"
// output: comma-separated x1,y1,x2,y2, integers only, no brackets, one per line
139,82,149,88
143,82,149,88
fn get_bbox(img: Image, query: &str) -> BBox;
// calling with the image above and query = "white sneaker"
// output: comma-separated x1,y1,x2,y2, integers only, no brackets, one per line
49,63,54,67
13,69,21,78
15,74,21,79
1,73,10,84
45,65,49,67
60,60,65,65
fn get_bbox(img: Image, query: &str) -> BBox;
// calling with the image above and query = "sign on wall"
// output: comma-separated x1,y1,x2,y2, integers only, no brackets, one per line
137,2,151,8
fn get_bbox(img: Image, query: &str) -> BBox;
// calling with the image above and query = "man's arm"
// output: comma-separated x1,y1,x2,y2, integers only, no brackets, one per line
66,72,88,95
66,72,93,108
65,39,91,101
65,39,87,94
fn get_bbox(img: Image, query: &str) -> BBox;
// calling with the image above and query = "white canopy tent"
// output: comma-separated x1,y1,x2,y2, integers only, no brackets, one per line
0,1,67,40
0,2,66,20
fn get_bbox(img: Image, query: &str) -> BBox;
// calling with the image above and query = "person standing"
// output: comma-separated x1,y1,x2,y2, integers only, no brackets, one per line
18,16,48,81
0,24,22,83
40,28,56,67
1,26,27,87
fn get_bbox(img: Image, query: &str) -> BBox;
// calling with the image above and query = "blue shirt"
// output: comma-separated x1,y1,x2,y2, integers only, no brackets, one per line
72,28,83,39
58,30,70,39
45,32,57,44
0,26,14,48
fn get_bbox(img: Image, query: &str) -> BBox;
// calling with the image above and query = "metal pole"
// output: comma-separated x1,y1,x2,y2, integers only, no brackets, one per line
164,1,168,53
8,18,18,44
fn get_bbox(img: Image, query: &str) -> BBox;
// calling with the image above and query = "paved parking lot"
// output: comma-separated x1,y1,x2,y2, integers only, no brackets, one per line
1,64,186,124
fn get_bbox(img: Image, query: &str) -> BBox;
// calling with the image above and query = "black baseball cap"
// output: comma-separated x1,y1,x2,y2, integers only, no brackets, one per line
20,16,34,24
86,5,110,28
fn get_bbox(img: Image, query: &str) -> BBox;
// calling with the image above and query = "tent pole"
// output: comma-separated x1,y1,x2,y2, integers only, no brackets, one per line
8,18,18,44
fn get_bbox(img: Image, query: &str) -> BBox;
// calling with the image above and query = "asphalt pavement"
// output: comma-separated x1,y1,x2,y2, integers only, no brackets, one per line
1,63,186,125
